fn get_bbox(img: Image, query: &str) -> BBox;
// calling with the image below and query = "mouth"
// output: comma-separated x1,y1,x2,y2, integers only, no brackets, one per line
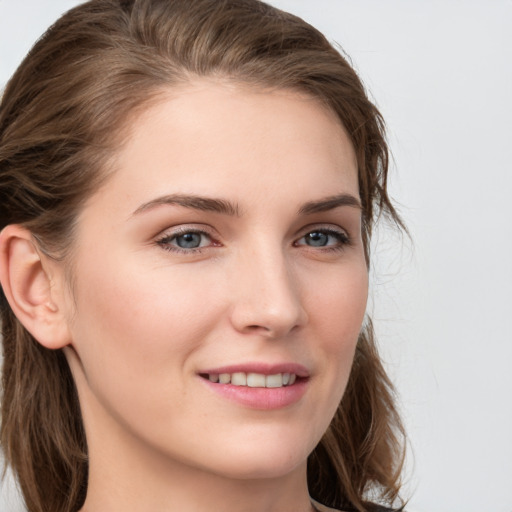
197,363,310,409
199,372,299,388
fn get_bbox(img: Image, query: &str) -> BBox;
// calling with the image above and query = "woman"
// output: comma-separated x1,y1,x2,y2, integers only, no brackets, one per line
0,1,405,511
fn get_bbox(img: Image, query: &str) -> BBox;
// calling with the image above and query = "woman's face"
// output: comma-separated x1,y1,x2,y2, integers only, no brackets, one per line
61,81,368,481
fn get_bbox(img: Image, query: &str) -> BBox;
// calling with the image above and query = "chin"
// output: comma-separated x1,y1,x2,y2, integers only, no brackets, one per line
197,434,313,481
211,456,307,481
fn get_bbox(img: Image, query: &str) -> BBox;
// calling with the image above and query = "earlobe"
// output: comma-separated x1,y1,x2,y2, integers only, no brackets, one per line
0,225,71,349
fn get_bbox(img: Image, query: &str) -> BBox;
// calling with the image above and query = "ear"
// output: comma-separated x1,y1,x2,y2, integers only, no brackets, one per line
0,225,71,349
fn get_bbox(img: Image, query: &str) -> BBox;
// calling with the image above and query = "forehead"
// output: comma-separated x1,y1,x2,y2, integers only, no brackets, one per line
84,80,359,218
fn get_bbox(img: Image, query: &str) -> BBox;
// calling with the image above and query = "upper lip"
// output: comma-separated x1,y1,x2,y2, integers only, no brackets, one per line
198,362,310,378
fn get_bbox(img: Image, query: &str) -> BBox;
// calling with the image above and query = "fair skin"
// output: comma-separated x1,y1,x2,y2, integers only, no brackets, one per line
0,81,367,512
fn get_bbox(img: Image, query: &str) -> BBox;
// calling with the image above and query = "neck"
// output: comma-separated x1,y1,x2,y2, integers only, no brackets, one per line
82,446,314,512
80,405,314,512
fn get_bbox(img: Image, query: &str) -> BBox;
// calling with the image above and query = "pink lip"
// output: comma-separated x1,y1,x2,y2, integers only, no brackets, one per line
198,362,310,410
199,362,310,377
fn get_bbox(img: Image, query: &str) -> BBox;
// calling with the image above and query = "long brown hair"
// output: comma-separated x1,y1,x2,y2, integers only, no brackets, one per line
0,1,405,511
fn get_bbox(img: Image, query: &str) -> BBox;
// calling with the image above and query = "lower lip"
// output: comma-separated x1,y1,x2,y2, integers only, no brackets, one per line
200,377,308,410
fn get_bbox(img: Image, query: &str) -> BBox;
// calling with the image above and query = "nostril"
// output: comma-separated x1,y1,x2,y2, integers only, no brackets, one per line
247,325,268,331
243,324,277,335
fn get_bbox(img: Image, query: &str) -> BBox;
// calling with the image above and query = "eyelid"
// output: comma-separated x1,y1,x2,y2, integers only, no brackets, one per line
295,223,350,239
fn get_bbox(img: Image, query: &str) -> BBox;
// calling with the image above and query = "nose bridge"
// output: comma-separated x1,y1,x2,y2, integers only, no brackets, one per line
230,242,307,337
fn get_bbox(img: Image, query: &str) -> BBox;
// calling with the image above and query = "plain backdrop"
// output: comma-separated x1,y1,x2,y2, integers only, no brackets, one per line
1,1,511,511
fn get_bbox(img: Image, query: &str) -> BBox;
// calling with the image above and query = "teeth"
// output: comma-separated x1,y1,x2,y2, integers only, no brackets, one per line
231,372,247,386
247,373,266,387
207,372,298,388
265,374,283,388
219,373,231,384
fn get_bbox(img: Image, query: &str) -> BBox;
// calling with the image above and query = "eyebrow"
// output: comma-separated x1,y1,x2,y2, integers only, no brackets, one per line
132,192,361,218
298,194,362,215
132,194,241,217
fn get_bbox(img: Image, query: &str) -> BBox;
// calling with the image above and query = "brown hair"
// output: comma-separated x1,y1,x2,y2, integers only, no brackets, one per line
0,1,405,511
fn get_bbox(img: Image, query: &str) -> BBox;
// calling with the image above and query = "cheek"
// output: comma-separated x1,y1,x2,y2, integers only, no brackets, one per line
308,260,368,396
286,261,368,452
73,255,214,342
67,257,222,402
308,259,368,344
66,263,224,441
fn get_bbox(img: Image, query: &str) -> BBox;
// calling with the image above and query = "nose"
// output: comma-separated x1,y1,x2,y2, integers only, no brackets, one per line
229,247,308,339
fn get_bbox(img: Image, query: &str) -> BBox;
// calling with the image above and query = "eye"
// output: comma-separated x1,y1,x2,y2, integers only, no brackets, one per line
156,228,216,253
173,232,206,249
295,228,349,250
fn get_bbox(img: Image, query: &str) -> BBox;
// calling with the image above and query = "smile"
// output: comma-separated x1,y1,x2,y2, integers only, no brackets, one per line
198,363,310,409
204,372,297,388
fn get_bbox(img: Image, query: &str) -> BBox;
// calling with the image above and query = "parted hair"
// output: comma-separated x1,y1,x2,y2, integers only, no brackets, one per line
0,1,405,511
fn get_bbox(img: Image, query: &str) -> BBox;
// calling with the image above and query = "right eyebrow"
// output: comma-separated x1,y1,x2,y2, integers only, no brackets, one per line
298,193,362,215
131,194,241,217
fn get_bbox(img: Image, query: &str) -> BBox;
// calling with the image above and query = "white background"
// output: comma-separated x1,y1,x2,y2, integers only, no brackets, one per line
1,1,511,511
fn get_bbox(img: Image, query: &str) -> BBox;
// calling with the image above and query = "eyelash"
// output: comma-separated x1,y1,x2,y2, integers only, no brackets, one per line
294,227,351,252
155,226,351,254
156,227,217,254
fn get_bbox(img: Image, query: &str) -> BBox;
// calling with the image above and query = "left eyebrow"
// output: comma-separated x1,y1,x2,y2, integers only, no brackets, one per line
298,194,362,215
132,194,241,217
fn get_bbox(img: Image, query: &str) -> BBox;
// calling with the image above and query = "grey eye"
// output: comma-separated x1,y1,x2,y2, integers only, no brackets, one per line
305,231,329,247
295,228,349,250
174,232,204,248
